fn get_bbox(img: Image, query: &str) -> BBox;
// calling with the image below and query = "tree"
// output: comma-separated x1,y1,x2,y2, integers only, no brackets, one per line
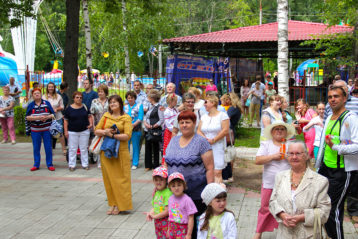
0,0,35,28
277,0,289,101
121,0,130,83
320,0,358,63
63,0,80,101
82,0,93,81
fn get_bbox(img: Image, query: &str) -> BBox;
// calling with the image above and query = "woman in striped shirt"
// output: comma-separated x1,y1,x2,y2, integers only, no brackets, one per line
26,88,55,171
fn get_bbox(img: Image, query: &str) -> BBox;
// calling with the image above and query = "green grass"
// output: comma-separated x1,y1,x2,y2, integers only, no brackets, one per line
76,88,128,99
235,127,261,147
0,130,32,143
234,127,306,148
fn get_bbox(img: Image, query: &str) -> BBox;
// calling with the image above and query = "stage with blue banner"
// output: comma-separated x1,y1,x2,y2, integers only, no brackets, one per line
166,54,231,95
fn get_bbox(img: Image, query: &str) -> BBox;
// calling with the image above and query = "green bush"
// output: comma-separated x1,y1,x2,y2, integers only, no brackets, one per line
14,106,26,135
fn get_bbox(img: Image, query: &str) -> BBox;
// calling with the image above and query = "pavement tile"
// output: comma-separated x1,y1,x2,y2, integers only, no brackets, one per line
111,228,138,238
35,234,62,239
63,226,93,237
0,231,16,239
0,142,356,239
11,233,38,239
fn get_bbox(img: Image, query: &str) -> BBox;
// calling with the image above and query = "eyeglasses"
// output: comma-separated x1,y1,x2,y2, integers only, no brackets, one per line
287,152,305,157
185,101,194,104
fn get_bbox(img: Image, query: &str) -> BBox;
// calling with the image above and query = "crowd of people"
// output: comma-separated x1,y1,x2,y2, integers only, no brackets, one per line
1,72,358,239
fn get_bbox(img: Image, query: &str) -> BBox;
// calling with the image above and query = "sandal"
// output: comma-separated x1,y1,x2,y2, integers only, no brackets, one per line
106,206,114,215
112,206,120,215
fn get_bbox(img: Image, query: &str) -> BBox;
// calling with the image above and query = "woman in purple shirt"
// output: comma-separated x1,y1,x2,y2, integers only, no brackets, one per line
165,110,214,239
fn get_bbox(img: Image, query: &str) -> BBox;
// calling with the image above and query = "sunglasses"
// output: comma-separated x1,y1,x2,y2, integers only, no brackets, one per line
273,127,286,131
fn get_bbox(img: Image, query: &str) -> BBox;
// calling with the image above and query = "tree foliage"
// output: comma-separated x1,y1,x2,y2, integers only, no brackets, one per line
0,0,36,28
304,0,358,65
4,0,354,74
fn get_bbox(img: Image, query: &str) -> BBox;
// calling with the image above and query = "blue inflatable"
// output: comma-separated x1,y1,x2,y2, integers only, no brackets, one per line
0,54,19,86
296,59,317,78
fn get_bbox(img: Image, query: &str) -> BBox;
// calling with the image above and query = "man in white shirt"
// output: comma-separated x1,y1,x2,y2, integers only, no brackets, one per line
159,83,182,108
7,77,21,106
250,75,265,115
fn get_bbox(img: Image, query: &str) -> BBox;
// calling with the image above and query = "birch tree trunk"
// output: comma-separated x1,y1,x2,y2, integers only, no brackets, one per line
353,17,358,63
121,0,130,84
277,0,289,102
82,0,92,81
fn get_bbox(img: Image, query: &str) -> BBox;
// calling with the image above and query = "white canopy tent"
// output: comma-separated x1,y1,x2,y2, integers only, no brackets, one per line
10,0,43,72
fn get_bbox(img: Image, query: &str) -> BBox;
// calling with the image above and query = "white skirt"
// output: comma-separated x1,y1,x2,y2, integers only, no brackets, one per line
212,140,225,170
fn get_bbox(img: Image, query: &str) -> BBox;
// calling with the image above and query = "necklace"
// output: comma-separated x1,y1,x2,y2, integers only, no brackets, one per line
290,168,306,188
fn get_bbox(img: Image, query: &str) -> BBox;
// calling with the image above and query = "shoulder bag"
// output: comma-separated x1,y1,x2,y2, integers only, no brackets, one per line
89,117,107,154
49,115,63,139
245,94,252,107
313,208,323,239
224,129,236,163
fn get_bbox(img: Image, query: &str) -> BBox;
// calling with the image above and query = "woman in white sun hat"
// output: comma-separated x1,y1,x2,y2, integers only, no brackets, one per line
252,121,295,239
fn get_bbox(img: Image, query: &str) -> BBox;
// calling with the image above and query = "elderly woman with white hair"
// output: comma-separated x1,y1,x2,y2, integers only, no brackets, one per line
269,140,331,239
159,82,182,108
252,121,295,239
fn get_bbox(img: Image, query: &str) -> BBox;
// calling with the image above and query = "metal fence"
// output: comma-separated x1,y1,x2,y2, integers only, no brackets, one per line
0,68,328,106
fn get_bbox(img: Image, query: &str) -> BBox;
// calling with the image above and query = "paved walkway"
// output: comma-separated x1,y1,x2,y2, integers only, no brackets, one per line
0,143,357,239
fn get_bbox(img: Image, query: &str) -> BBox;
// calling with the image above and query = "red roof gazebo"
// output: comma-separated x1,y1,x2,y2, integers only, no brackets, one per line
163,20,353,58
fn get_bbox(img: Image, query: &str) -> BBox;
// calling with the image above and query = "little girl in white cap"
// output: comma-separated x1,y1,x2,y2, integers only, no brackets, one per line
197,183,237,239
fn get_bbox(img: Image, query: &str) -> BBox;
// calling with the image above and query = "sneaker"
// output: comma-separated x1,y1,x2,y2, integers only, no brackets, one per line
131,165,137,170
1,140,8,144
11,141,16,145
30,167,39,171
82,166,89,170
48,166,55,171
69,167,75,172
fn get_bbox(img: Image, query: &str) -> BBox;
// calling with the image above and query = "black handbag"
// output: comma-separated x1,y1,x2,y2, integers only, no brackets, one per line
146,128,162,142
145,104,162,142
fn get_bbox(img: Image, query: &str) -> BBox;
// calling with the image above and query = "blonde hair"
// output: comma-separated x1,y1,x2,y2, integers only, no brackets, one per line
295,98,309,116
205,95,219,107
147,89,161,103
268,95,281,106
229,93,243,113
188,87,202,99
220,94,230,103
166,93,178,105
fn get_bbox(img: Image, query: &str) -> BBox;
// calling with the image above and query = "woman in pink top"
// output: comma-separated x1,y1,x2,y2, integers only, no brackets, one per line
294,99,318,159
205,79,218,93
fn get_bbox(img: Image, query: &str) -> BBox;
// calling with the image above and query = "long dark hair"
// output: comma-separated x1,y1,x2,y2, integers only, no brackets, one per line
108,95,124,115
200,192,234,231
